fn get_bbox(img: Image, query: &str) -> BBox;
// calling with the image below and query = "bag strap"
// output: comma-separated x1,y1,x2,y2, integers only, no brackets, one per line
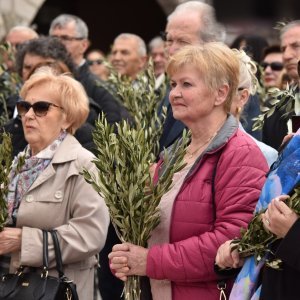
42,230,49,277
49,230,64,278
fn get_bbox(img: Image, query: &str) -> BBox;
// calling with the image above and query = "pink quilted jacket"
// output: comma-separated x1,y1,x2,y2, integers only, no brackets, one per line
147,116,268,300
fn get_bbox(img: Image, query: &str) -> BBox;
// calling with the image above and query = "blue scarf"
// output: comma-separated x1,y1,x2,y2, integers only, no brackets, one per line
229,130,300,300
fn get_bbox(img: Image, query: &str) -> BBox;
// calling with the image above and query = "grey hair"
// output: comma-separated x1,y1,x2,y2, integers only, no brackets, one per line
114,33,147,56
167,1,225,42
280,20,300,40
148,36,165,52
6,26,38,38
232,49,258,95
49,14,89,39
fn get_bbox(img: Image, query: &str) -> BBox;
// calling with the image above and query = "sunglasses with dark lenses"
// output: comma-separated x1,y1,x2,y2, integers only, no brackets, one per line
261,61,284,71
17,100,63,117
87,59,103,66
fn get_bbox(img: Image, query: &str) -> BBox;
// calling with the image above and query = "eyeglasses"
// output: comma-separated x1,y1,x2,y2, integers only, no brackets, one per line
17,100,63,117
87,59,103,66
51,35,85,42
261,61,284,71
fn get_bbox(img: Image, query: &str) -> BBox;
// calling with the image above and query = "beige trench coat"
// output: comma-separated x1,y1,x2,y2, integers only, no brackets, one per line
10,134,109,300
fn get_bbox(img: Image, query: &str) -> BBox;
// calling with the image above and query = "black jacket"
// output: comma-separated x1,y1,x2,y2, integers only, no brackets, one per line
260,218,300,300
262,103,294,150
75,62,132,124
2,117,96,157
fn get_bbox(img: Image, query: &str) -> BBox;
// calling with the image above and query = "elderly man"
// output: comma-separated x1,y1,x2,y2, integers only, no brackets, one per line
148,36,168,89
159,1,223,151
49,14,131,125
110,33,147,80
4,26,38,71
262,21,300,150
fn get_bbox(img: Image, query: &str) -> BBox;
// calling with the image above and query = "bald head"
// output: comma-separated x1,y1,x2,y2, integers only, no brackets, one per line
6,26,38,48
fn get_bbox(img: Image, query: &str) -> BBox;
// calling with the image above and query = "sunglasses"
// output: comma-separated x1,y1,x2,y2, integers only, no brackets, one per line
87,59,103,66
261,61,284,71
17,100,63,117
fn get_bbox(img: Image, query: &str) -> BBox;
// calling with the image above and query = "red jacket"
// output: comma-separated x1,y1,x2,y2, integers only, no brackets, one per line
147,116,268,300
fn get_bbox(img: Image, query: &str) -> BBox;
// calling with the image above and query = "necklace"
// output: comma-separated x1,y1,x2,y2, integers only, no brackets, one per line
186,131,218,159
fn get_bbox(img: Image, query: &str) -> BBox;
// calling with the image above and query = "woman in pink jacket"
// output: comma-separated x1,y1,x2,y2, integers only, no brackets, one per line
109,43,268,300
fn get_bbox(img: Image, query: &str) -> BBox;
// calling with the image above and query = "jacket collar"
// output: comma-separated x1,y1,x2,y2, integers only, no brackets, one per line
158,114,238,178
28,134,81,191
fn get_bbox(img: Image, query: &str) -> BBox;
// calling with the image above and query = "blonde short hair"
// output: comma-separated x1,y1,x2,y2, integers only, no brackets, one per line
20,67,89,134
166,43,240,112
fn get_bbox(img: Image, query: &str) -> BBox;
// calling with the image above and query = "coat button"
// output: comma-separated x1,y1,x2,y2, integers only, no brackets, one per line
26,195,34,202
54,191,63,199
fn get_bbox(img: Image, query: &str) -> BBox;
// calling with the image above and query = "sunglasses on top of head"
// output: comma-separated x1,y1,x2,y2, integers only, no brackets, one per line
261,61,284,71
16,99,63,117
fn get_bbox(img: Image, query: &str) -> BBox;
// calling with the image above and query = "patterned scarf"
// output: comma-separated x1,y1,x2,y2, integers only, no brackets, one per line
229,129,300,300
6,131,67,226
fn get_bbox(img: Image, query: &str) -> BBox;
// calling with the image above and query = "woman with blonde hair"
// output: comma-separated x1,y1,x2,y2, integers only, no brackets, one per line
0,67,109,300
109,43,268,299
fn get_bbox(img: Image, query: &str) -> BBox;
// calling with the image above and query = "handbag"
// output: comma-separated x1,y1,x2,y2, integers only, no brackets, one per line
0,230,79,300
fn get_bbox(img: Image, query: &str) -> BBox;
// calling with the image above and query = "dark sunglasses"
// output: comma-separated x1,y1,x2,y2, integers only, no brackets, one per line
261,61,284,71
87,59,103,66
17,100,63,117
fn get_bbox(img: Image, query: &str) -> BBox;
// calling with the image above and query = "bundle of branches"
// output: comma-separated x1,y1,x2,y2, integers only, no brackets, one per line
231,187,300,269
0,132,13,230
0,42,22,126
101,60,167,155
83,115,189,300
252,84,299,131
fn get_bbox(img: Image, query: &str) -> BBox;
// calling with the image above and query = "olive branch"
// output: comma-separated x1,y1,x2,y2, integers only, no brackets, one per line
231,187,300,269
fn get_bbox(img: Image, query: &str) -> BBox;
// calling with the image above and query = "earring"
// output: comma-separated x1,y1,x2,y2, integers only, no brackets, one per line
62,128,66,133
236,107,242,115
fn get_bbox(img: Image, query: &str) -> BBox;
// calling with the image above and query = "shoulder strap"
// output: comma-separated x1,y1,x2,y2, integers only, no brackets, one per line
50,230,64,278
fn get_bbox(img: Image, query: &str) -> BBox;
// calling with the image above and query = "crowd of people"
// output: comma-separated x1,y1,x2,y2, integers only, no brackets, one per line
1,1,300,300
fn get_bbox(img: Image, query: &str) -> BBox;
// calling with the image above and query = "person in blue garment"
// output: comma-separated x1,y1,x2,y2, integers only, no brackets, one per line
215,129,300,300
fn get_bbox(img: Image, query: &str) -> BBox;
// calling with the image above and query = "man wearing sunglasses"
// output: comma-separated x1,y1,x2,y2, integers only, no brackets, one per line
49,14,132,126
261,45,285,90
262,21,300,150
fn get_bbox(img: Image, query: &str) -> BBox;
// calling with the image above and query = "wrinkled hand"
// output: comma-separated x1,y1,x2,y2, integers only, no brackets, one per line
108,243,148,281
0,227,22,255
262,195,299,238
215,240,244,269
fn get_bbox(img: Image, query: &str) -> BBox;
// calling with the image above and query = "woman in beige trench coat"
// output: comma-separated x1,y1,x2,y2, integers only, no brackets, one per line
0,67,109,300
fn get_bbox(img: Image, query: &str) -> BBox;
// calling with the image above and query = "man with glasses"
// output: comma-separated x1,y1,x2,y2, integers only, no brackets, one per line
262,21,300,150
49,14,132,126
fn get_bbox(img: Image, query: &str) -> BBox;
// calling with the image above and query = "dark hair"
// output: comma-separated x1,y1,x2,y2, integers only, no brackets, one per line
16,36,76,77
231,34,269,63
262,44,281,60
